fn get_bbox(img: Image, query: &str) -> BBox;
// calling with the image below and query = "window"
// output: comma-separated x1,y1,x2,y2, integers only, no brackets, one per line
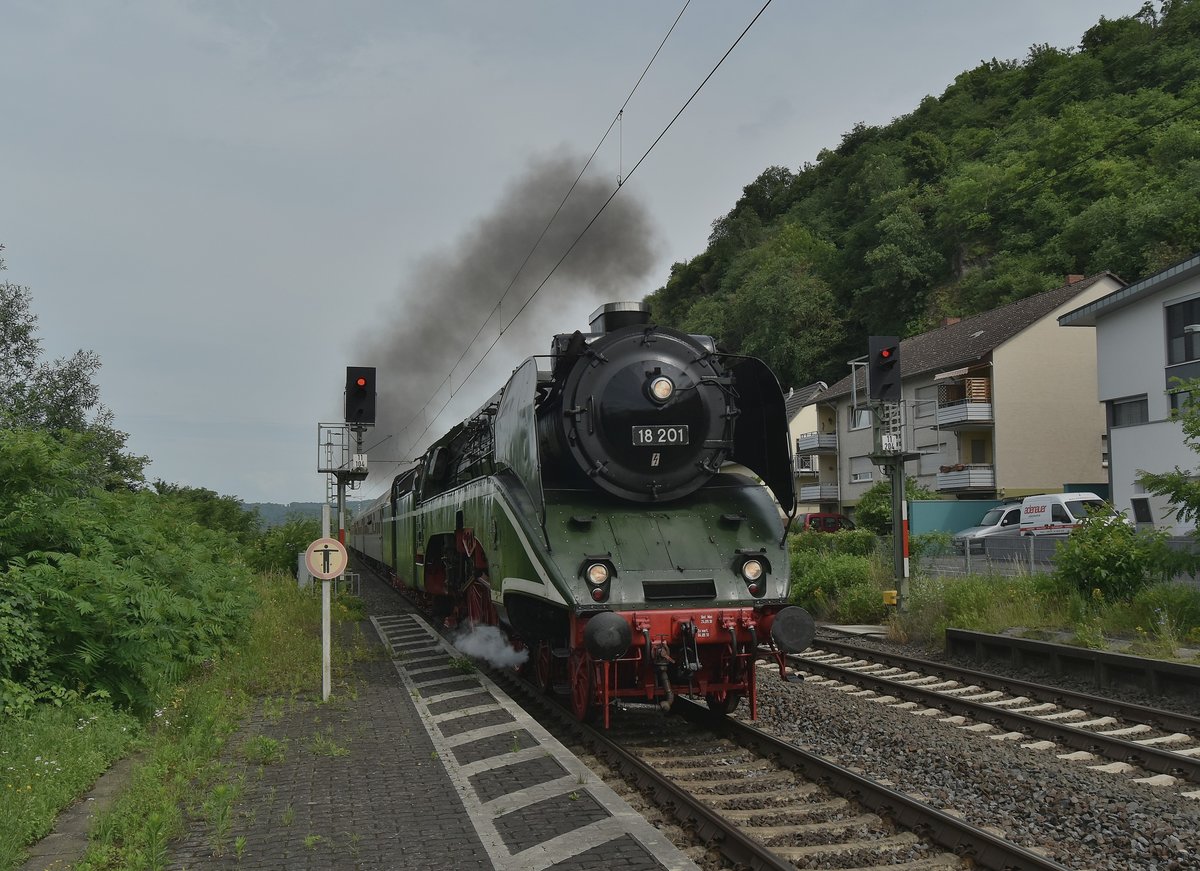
1166,298,1200,365
849,405,871,430
914,385,938,418
1110,396,1148,427
1170,389,1194,415
1130,497,1153,524
1051,504,1070,522
850,456,874,483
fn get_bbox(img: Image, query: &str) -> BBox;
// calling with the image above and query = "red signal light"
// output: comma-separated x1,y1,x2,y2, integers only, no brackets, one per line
356,377,367,388
880,348,891,359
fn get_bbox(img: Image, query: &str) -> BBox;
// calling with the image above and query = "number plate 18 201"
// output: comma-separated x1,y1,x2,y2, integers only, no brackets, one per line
632,425,689,446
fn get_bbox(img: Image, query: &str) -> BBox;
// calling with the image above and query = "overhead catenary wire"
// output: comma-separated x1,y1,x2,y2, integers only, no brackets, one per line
388,1,693,458
399,0,776,460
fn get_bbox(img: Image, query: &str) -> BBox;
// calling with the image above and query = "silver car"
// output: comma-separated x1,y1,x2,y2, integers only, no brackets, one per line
953,504,1023,553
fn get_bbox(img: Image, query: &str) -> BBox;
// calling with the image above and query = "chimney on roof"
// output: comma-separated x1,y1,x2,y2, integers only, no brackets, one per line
940,317,961,327
1066,274,1084,285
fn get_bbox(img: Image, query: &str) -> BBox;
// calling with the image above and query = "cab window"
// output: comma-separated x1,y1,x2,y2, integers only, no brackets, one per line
1001,508,1020,526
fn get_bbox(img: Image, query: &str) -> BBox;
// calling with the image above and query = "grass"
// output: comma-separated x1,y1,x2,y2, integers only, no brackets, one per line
31,573,371,871
888,571,1200,661
0,701,140,870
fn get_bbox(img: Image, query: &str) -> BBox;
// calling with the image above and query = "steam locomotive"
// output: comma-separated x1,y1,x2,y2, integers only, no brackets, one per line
348,301,814,725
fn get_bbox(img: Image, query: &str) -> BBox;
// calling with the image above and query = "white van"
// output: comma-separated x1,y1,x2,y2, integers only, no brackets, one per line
1018,492,1126,536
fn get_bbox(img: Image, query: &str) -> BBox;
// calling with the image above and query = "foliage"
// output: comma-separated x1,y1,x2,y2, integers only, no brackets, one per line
1052,516,1182,602
0,248,146,490
788,549,878,620
909,530,953,561
854,476,939,536
0,430,259,717
894,573,1078,644
787,528,878,556
645,2,1200,385
251,515,323,574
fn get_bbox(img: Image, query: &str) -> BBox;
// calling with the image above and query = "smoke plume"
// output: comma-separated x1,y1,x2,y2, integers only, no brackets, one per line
452,624,530,669
357,151,660,481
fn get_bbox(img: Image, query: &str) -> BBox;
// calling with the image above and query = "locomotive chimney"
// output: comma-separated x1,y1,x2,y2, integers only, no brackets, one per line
589,301,651,333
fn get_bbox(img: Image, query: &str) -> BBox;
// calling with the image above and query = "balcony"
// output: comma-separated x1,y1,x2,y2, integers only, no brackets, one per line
799,483,840,502
795,431,838,454
794,455,819,477
936,400,994,428
935,464,996,493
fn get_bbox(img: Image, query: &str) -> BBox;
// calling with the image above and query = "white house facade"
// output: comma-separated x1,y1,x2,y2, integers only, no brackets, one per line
1060,253,1200,533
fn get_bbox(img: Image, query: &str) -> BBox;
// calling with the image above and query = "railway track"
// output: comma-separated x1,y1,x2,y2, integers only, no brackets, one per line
490,665,1070,871
786,636,1200,797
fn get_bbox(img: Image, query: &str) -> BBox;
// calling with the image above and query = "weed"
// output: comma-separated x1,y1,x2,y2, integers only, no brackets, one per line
431,750,439,759
234,834,247,860
510,733,521,753
304,833,322,849
568,791,580,801
449,655,477,673
308,728,350,758
261,697,285,722
281,803,295,826
576,769,589,785
239,734,286,765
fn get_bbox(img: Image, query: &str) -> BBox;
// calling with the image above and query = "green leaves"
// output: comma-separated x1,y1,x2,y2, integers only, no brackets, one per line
0,432,259,717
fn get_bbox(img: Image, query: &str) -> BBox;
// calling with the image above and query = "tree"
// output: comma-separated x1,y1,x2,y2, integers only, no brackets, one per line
0,247,146,489
854,475,939,536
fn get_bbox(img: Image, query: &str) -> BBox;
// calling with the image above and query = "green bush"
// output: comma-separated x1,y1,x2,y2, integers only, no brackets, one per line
910,531,952,561
836,582,888,623
251,516,322,574
789,551,874,619
854,476,938,536
1053,519,1180,602
788,528,878,556
0,429,259,717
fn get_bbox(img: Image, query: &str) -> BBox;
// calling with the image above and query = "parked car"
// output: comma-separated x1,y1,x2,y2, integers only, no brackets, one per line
797,512,855,533
952,503,1023,553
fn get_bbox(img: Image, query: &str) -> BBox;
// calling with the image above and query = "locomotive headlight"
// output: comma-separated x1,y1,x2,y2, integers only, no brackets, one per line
649,376,675,403
741,559,764,582
586,563,610,585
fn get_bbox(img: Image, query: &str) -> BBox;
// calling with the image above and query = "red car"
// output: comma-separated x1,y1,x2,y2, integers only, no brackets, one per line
797,512,855,533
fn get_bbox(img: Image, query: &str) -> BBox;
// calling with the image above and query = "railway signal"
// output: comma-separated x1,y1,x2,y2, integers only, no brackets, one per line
345,366,377,424
868,336,901,402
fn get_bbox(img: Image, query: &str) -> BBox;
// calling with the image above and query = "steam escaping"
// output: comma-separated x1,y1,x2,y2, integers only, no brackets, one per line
452,624,529,669
357,150,660,476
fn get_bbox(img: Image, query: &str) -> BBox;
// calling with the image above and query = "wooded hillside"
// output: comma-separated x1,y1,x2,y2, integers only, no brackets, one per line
647,0,1200,388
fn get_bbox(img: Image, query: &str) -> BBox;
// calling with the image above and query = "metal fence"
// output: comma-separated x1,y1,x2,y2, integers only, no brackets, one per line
912,535,1200,588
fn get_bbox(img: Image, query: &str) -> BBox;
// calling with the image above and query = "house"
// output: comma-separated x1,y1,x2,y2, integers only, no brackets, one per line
782,382,832,513
1059,253,1200,533
817,273,1124,513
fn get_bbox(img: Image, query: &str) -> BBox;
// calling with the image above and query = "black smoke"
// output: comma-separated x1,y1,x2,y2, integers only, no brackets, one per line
356,151,660,485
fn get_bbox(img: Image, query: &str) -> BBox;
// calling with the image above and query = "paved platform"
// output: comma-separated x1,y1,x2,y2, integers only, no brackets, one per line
157,601,698,870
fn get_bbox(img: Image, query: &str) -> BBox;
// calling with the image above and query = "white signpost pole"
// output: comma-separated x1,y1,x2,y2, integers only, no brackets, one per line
303,537,347,703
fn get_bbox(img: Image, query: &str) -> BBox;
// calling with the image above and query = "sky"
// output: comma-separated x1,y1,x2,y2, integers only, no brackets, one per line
0,0,1141,506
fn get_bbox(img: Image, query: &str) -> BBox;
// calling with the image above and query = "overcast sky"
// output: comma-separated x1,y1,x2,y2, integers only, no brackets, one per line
0,0,1138,506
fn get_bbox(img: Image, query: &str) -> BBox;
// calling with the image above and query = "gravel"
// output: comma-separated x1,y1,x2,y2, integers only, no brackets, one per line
740,646,1200,870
